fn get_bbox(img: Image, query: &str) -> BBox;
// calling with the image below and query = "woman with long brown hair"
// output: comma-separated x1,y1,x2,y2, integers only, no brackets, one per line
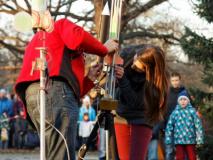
114,44,169,160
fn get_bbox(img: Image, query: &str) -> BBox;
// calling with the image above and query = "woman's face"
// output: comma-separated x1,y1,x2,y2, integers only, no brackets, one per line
131,54,146,73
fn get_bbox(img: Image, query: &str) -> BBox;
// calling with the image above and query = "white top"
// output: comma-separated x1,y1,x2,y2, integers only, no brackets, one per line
79,121,94,138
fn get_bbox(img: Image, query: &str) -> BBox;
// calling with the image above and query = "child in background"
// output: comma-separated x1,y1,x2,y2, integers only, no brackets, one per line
165,90,204,160
78,112,94,148
79,95,96,121
0,113,10,149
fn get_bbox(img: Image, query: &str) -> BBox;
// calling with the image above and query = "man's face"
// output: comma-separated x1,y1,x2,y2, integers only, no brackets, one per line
179,98,189,108
170,76,181,88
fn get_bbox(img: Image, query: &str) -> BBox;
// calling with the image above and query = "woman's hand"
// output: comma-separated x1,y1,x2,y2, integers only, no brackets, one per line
115,65,124,79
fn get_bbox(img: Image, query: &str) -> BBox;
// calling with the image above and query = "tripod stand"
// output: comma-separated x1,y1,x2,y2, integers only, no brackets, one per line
77,95,119,160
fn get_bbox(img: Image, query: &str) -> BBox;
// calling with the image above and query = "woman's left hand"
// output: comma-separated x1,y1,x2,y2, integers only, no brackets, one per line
115,65,124,79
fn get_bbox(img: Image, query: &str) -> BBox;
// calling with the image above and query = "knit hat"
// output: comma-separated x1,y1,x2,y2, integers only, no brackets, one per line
177,90,190,102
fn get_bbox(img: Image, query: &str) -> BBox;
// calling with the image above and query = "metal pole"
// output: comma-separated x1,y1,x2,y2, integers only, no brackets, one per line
39,47,46,160
105,130,109,160
36,30,47,160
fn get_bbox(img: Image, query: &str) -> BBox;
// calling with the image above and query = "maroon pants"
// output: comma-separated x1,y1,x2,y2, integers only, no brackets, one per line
114,123,152,160
175,144,197,160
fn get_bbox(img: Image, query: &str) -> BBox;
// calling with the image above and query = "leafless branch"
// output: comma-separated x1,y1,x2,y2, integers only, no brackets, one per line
122,0,168,29
122,30,180,44
51,11,93,21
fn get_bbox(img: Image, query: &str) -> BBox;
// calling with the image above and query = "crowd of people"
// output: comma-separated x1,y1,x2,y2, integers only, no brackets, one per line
0,89,31,149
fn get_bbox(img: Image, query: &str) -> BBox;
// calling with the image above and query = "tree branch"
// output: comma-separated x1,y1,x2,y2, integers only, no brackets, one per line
0,40,24,60
122,30,180,44
122,0,168,29
24,0,31,13
51,11,93,21
1,3,16,11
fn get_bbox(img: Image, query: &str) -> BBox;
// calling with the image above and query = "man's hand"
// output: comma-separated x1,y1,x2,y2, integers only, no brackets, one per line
115,65,124,79
104,39,119,54
87,63,103,81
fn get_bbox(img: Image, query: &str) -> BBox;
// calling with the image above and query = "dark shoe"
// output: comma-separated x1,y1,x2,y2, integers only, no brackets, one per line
99,157,106,160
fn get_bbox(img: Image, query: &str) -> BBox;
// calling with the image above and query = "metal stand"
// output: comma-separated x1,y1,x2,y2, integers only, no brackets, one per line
77,108,118,160
37,47,47,160
77,0,123,158
31,30,48,160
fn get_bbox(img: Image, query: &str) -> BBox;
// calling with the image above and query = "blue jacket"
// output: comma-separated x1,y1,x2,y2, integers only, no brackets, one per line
78,106,96,121
0,98,14,117
165,104,204,145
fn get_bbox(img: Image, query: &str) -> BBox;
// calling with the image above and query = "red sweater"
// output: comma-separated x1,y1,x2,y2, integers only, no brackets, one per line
15,18,108,99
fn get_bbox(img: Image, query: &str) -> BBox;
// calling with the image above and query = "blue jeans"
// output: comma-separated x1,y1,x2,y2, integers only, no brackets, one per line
147,139,158,160
0,140,8,149
98,128,106,159
25,79,79,160
165,143,175,160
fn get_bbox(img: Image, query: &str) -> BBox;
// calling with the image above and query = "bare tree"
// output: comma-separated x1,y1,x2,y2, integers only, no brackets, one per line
0,0,181,60
0,0,182,87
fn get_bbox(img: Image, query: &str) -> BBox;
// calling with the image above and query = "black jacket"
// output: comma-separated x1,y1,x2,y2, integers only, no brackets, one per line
164,86,186,126
116,67,153,127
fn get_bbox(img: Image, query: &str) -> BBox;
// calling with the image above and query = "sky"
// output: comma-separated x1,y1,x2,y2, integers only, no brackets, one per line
160,0,213,38
1,0,212,36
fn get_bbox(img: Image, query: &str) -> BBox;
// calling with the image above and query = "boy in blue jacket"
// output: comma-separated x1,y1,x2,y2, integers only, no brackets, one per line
165,90,204,160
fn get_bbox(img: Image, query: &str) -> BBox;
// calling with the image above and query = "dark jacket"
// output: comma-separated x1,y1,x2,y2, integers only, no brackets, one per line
164,86,185,127
116,66,153,127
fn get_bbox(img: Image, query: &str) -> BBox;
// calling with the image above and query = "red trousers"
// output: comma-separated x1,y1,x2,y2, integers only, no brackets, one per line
175,144,197,160
114,123,152,160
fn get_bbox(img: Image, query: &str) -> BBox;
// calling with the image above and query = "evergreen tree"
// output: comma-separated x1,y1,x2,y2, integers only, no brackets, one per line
180,0,213,87
181,3,213,158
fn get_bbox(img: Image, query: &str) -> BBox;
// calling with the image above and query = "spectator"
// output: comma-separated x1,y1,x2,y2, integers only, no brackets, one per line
79,95,96,122
12,94,28,148
78,112,94,149
0,89,14,117
0,113,10,149
0,89,13,149
164,72,188,160
165,90,204,160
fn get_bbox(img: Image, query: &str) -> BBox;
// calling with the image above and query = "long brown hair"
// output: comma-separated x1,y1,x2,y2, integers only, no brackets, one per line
133,45,169,122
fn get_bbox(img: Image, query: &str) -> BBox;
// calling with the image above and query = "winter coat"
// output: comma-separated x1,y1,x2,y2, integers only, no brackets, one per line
78,106,96,121
0,98,13,117
116,66,153,127
165,104,204,145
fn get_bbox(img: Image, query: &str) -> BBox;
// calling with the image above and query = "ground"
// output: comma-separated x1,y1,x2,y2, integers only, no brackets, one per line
0,150,99,160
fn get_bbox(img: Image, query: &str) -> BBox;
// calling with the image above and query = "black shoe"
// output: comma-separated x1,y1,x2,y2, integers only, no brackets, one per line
99,157,106,160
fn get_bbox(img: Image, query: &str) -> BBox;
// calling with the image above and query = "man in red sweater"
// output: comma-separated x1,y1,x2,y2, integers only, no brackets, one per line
15,18,118,160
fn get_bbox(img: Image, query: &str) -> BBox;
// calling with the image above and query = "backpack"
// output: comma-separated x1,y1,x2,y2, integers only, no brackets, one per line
22,130,40,148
